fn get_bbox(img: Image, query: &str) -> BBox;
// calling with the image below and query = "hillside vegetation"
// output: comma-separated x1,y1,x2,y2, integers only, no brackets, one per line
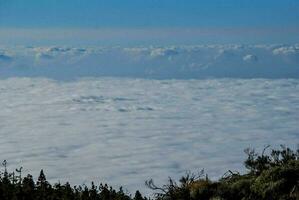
0,145,298,200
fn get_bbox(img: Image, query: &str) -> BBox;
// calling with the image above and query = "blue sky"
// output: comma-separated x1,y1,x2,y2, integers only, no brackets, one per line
1,0,299,28
0,0,299,45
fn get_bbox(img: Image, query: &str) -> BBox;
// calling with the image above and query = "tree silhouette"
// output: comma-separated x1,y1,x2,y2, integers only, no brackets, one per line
0,145,297,199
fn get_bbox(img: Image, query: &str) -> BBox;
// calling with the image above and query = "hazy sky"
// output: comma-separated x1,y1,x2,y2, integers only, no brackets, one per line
0,0,299,45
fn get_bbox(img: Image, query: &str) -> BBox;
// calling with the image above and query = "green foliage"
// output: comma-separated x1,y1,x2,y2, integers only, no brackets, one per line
0,145,298,200
146,145,299,200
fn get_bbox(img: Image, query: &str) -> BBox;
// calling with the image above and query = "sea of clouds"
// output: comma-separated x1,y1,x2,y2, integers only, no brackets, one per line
0,44,298,195
0,77,298,194
0,44,299,79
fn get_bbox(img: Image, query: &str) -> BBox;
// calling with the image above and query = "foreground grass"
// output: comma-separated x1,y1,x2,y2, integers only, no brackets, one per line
0,145,298,200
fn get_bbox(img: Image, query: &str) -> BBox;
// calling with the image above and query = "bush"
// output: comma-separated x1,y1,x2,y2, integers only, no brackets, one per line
0,145,298,200
146,145,299,200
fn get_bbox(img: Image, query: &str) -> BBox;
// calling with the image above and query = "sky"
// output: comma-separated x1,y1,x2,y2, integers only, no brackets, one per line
0,0,299,45
0,1,299,193
1,1,299,79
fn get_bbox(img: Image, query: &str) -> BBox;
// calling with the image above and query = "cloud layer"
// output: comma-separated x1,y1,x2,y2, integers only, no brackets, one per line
0,78,298,194
0,44,298,79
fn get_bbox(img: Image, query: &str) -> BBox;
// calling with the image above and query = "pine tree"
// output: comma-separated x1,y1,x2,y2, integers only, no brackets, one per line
36,169,51,200
134,190,145,200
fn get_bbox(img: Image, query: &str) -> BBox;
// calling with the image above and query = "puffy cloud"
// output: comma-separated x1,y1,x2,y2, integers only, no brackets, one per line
47,46,72,53
272,46,299,55
0,44,298,78
243,54,258,62
0,54,12,62
36,52,53,60
0,48,14,62
150,47,179,58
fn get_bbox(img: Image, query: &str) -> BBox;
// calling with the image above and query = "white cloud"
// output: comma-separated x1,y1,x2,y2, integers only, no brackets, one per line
35,52,54,60
0,78,298,194
0,44,298,78
150,47,179,58
272,46,299,55
243,54,258,62
0,49,14,62
0,54,12,62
